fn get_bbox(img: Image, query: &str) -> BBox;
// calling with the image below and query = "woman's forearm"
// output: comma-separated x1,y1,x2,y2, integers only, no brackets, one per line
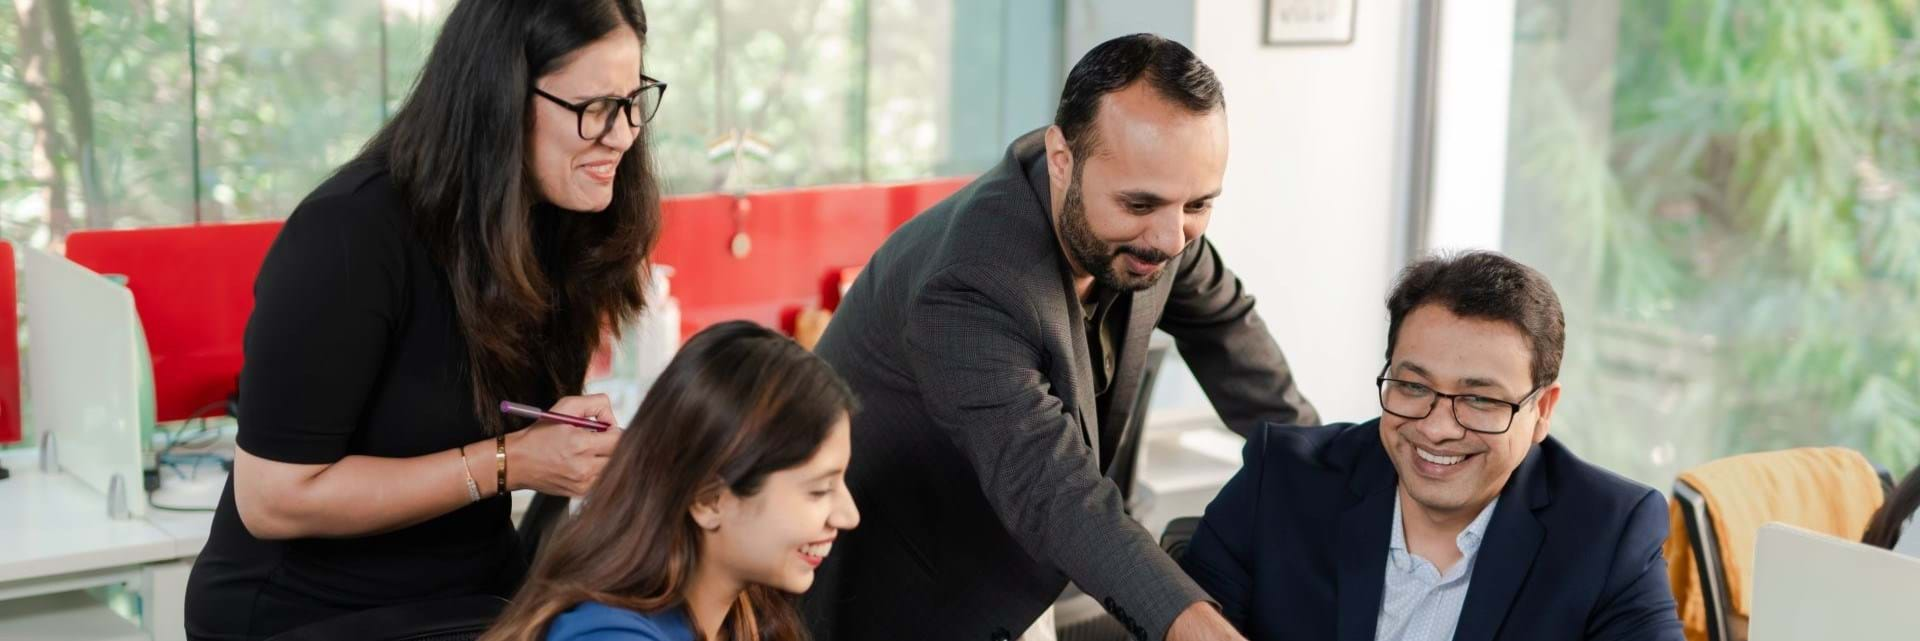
233,436,506,540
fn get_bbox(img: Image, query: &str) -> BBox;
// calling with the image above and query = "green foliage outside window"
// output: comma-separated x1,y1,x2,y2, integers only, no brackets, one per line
0,0,1002,248
1507,0,1920,486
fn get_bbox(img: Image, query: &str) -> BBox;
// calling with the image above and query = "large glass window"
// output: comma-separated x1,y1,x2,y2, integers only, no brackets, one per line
0,0,1050,249
3,0,196,244
1501,0,1920,485
193,1,391,223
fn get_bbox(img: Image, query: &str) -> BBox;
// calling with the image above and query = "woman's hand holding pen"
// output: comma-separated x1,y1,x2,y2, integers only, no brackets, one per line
504,394,622,497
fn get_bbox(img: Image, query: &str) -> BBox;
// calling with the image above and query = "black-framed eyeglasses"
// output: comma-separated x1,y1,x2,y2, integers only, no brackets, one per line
1376,376,1542,434
532,75,668,141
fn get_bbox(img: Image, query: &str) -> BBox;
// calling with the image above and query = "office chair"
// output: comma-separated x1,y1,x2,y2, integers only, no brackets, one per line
265,594,509,641
1109,340,1172,508
1672,480,1735,641
1672,455,1895,641
1159,516,1202,564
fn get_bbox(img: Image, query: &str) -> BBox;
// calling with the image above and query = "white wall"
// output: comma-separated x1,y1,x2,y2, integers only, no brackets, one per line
1147,0,1412,426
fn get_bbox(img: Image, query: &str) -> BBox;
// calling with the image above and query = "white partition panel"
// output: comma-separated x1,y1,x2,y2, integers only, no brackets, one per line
23,246,147,518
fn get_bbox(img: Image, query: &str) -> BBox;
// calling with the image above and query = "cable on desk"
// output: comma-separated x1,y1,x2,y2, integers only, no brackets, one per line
147,497,217,513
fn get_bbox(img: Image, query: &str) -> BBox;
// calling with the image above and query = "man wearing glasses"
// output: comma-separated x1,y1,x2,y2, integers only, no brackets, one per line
1180,251,1685,641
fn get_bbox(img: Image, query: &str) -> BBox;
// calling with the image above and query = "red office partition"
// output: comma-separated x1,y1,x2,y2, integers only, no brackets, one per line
887,177,973,229
65,222,281,423
0,242,18,447
50,178,972,424
651,177,967,337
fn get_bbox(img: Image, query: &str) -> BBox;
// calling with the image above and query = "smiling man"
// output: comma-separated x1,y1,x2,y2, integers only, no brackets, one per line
1180,251,1685,641
802,34,1317,641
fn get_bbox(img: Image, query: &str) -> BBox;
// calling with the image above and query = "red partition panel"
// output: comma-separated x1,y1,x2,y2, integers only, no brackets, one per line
0,243,17,445
654,185,892,336
650,178,969,337
886,177,973,229
65,222,282,423
51,178,972,423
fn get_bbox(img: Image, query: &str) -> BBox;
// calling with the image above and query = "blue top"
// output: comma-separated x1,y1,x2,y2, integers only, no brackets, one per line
546,602,696,641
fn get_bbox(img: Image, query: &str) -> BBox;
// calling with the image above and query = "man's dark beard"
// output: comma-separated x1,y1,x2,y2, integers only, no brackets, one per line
1058,168,1172,292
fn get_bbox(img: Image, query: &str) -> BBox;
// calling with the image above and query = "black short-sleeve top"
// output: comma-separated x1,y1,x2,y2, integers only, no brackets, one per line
185,163,554,640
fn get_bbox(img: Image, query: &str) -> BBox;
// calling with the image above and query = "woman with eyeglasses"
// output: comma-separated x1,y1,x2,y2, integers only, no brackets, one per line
185,2,668,639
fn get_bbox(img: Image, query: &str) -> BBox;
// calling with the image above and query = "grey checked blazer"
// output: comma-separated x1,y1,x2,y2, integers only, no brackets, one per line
800,129,1319,641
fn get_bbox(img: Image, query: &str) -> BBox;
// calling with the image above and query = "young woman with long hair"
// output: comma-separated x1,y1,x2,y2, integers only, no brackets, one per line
485,321,861,641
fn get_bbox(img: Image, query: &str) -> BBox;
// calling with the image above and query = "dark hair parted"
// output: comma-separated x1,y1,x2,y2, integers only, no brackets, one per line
1053,33,1224,162
1386,251,1566,389
484,321,858,641
354,0,661,435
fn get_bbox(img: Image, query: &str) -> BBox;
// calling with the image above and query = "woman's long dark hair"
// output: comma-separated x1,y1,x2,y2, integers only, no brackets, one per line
355,0,660,434
484,321,857,641
1863,465,1920,549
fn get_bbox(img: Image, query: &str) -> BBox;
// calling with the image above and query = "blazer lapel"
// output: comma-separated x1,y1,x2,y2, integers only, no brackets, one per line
1060,279,1100,461
1451,445,1550,641
1024,151,1101,462
1099,280,1170,459
1335,474,1395,641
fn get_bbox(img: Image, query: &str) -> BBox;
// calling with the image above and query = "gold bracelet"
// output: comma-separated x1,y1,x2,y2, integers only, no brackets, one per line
457,444,481,503
495,433,508,498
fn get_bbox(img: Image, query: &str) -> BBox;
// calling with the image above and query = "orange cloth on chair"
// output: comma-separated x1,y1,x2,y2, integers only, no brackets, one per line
1664,447,1885,641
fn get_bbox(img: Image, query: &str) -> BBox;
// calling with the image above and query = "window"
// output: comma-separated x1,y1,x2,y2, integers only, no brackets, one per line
0,0,1053,249
1499,0,1920,485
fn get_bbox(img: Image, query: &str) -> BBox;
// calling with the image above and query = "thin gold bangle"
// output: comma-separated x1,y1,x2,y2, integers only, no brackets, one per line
457,444,481,503
495,433,508,498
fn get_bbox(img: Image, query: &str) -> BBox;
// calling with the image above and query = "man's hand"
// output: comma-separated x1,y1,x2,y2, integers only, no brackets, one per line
1165,602,1246,641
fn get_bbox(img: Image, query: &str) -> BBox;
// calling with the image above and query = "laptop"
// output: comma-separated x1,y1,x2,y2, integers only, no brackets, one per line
1749,522,1920,641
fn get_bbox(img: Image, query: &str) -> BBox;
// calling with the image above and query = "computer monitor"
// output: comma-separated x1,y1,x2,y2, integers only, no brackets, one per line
23,246,148,516
1749,522,1920,641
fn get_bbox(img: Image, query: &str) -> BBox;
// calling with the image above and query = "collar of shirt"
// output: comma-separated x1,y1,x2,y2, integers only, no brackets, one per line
1081,285,1120,323
1388,492,1500,583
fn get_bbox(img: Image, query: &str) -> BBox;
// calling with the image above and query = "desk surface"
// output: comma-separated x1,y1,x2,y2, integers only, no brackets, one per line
0,450,211,585
0,416,1228,586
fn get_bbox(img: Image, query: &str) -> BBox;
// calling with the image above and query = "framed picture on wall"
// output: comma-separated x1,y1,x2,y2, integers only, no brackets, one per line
1263,0,1357,46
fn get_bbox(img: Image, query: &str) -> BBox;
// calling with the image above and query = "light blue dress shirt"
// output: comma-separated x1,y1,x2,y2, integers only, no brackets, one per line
1373,495,1500,641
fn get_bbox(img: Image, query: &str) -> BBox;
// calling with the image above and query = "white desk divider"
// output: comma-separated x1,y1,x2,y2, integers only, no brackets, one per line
22,246,147,519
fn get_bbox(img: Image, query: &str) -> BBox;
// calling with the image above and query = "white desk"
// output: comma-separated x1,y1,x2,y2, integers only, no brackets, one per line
0,449,213,641
0,415,1245,641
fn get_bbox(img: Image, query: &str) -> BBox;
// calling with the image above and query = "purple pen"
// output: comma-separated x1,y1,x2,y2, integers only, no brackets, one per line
499,400,613,432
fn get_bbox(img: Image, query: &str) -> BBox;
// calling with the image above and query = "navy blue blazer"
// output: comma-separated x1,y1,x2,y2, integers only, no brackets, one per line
1181,421,1684,641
